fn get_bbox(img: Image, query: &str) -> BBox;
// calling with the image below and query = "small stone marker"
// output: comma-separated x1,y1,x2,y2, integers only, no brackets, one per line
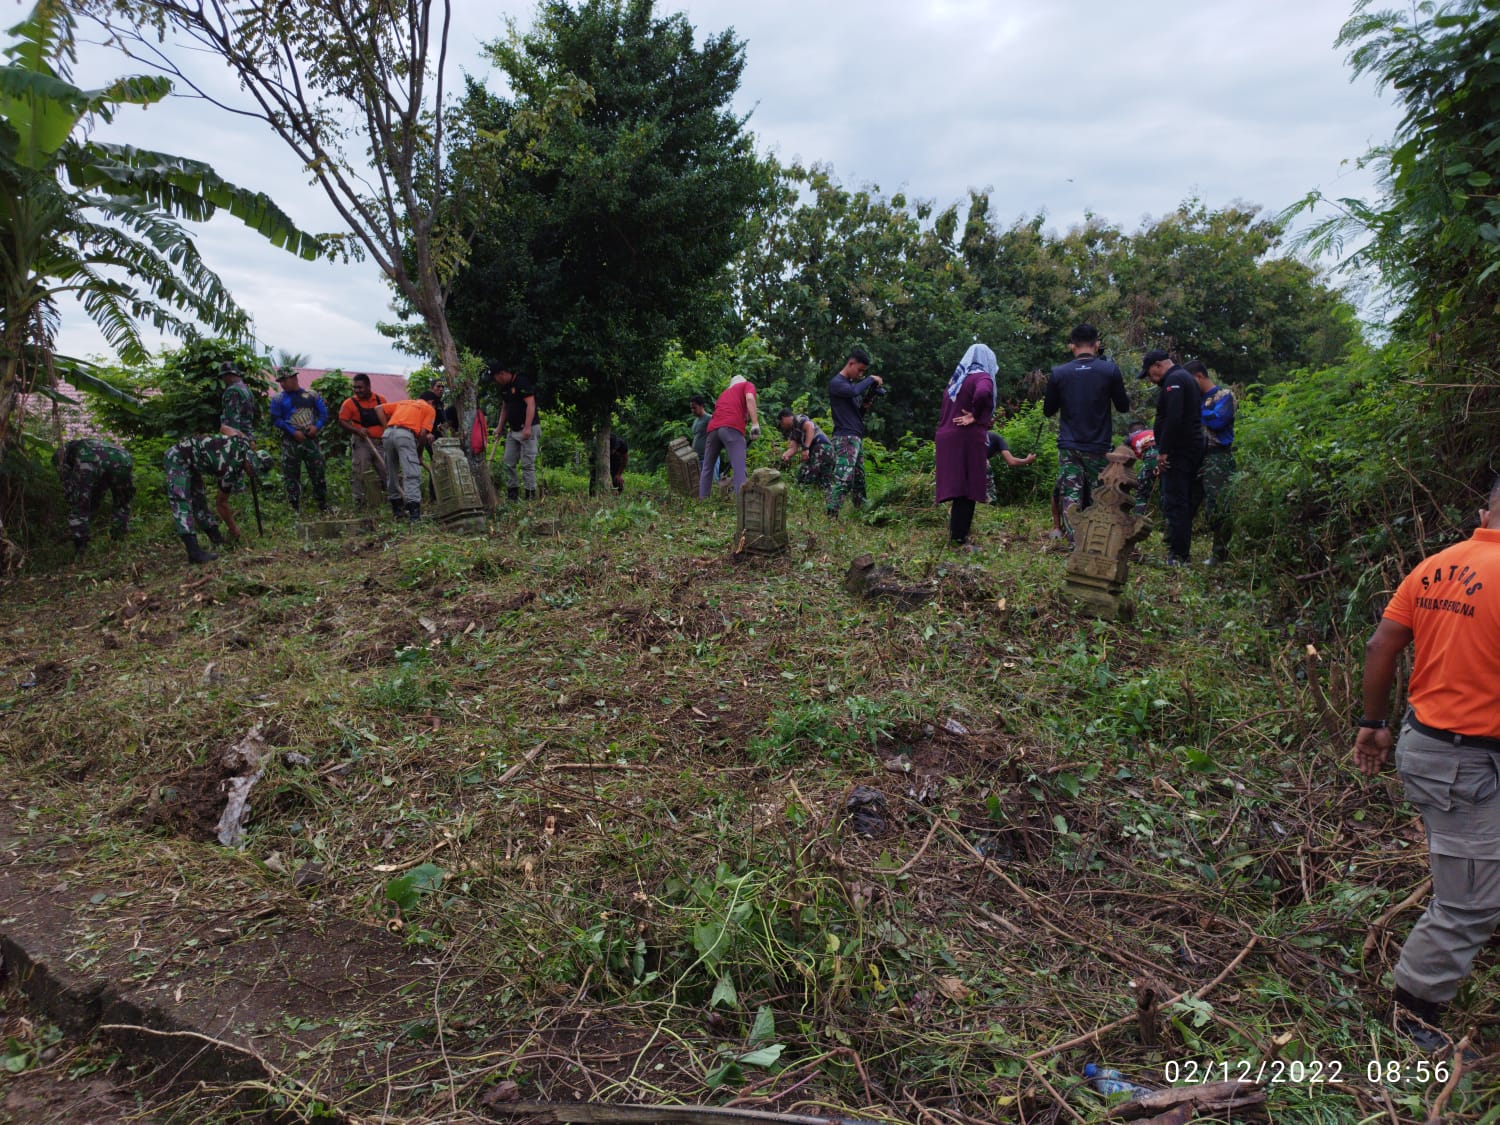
1063,443,1152,618
735,467,789,556
299,516,378,542
666,437,700,496
356,461,386,515
428,437,487,533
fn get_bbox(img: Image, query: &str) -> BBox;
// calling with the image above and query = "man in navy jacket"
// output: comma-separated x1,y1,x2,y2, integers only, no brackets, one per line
1142,349,1204,565
1043,324,1129,542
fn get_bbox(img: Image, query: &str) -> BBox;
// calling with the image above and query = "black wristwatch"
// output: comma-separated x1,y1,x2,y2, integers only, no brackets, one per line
1358,718,1389,730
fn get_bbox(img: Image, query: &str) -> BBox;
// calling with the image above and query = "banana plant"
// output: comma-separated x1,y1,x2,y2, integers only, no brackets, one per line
0,0,325,447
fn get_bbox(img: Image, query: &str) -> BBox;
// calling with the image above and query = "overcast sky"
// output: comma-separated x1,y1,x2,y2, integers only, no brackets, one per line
53,0,1401,375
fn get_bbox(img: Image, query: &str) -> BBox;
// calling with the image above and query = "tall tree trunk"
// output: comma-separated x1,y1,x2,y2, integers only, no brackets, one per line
592,422,614,497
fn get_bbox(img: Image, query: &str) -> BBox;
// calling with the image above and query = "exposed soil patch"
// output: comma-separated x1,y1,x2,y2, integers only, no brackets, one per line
604,599,728,648
139,761,236,842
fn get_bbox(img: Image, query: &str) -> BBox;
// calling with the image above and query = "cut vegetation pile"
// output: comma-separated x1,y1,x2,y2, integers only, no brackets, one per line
0,486,1493,1124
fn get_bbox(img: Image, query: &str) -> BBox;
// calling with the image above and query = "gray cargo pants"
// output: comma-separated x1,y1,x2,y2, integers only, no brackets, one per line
1392,722,1500,1003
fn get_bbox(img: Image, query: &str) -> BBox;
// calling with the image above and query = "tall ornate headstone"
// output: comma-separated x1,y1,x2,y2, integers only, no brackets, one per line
666,437,701,497
735,467,789,556
428,437,487,533
1064,444,1152,618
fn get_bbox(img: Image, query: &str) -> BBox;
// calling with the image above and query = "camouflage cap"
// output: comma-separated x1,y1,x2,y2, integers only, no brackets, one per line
217,360,241,379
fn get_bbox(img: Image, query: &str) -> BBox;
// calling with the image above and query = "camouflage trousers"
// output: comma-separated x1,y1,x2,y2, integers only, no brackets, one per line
1194,447,1235,560
1056,450,1107,538
1133,446,1159,516
826,435,866,514
63,449,134,545
797,441,834,489
163,446,217,537
280,434,327,510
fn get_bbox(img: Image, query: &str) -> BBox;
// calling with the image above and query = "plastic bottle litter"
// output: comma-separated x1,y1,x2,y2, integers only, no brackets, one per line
1083,1063,1155,1100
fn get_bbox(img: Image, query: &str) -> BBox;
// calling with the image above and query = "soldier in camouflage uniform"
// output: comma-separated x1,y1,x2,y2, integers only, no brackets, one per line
1126,429,1158,516
57,438,134,560
777,409,834,489
218,360,257,439
1188,360,1236,564
163,434,263,564
268,366,329,512
1041,325,1129,543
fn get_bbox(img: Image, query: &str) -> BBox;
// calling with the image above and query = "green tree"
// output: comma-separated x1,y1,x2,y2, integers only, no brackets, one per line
90,0,550,508
83,337,266,440
1292,1,1500,377
0,0,320,450
1115,201,1357,381
445,0,768,491
735,162,1031,438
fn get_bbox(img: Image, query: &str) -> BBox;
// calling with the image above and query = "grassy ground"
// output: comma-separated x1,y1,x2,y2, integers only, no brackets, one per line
0,470,1494,1124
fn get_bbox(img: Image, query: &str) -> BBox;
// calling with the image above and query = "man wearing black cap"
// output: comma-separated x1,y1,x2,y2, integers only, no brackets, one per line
269,366,330,513
1043,324,1129,542
1141,349,1204,565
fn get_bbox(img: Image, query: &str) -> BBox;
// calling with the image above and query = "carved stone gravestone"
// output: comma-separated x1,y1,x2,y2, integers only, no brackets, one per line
735,467,789,556
1064,444,1152,618
428,437,487,533
666,437,701,497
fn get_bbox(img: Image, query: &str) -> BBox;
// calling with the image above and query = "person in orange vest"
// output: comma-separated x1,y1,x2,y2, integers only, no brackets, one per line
1356,477,1500,1050
377,398,436,521
338,374,388,507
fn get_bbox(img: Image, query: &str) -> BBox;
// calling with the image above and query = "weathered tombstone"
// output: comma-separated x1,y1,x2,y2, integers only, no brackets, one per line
1063,444,1152,618
666,437,700,497
356,461,387,515
299,515,378,543
428,437,487,533
735,467,789,556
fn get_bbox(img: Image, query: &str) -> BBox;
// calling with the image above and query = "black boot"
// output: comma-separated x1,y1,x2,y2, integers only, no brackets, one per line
1393,986,1449,1051
72,535,87,562
507,487,519,502
203,525,225,547
390,498,404,518
406,501,421,522
525,489,537,500
181,533,217,564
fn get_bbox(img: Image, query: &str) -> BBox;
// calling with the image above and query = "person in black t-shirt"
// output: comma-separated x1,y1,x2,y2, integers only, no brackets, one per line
492,366,541,500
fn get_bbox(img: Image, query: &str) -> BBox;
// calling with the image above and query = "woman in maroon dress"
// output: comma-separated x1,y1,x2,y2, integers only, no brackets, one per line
935,343,999,548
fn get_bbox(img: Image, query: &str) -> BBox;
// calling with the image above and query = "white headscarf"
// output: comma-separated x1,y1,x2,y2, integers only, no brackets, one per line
946,343,999,412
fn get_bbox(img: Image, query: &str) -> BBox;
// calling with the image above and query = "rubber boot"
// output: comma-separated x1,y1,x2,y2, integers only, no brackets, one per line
406,501,421,522
203,525,225,547
181,533,217,564
390,498,404,518
507,487,519,502
72,535,87,562
525,489,537,501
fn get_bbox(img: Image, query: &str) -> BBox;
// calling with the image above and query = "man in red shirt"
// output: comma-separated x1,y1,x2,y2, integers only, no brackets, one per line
697,376,761,497
1357,477,1500,1049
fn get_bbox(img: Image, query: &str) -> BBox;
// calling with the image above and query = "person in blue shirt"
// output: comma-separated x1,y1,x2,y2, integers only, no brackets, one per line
1188,360,1235,564
269,366,330,512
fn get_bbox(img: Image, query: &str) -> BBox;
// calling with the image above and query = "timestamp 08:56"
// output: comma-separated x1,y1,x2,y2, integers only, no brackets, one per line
1165,1059,1452,1086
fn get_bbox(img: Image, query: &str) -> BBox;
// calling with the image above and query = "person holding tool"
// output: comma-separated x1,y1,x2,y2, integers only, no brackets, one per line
162,434,270,564
338,374,388,506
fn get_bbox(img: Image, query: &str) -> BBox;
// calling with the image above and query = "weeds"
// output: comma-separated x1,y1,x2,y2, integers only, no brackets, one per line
0,474,1494,1123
